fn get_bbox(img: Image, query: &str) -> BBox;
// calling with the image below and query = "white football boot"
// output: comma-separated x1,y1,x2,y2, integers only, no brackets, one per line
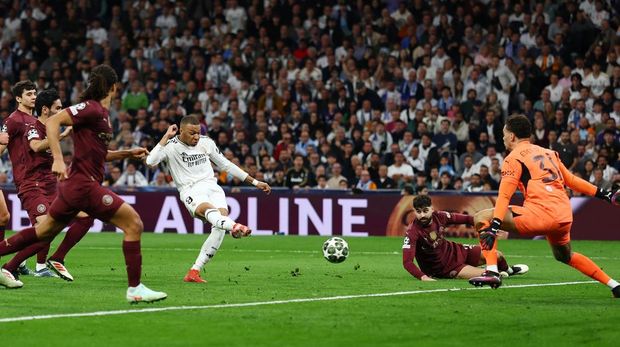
47,260,74,281
0,268,24,289
126,283,168,304
500,264,529,278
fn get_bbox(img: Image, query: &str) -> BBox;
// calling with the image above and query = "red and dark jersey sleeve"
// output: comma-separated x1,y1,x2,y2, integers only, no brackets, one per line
441,211,474,225
25,124,42,143
67,101,97,126
402,229,426,279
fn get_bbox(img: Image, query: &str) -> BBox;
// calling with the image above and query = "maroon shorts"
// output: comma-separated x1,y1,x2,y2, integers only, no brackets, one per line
436,244,482,279
49,178,124,223
19,182,58,225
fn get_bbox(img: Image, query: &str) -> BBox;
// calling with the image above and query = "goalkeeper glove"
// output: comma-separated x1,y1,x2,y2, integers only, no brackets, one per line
595,188,620,205
479,218,502,250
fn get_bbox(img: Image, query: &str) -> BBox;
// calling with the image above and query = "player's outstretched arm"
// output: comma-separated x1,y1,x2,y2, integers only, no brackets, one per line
244,175,272,194
146,124,177,167
106,147,149,161
558,159,618,203
47,110,74,180
29,126,72,153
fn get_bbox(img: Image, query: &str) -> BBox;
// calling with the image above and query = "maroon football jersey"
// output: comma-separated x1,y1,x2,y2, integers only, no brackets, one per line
2,109,37,189
23,120,56,186
402,211,474,278
66,100,112,183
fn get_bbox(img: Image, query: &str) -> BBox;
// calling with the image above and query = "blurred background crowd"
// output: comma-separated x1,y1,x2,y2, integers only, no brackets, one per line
0,0,619,194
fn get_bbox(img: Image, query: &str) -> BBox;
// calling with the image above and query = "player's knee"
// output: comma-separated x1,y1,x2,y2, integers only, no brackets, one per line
126,213,144,235
473,209,492,230
553,250,571,264
0,210,9,226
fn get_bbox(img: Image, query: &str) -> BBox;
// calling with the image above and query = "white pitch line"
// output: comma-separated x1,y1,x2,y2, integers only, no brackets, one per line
77,246,620,260
0,280,597,324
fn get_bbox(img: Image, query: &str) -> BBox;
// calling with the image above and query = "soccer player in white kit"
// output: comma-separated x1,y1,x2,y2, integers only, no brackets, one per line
146,115,271,283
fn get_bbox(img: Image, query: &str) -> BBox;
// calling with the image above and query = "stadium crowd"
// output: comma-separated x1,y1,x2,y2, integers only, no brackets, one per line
0,0,619,194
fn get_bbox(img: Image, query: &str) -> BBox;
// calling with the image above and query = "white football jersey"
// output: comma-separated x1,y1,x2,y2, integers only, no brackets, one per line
146,135,247,193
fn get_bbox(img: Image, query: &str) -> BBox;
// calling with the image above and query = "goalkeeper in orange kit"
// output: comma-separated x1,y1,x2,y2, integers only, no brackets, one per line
470,115,620,297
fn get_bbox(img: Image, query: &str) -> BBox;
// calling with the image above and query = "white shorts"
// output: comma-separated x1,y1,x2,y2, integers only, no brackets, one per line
180,181,228,218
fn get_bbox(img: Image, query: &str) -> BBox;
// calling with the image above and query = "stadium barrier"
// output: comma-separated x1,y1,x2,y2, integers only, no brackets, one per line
1,187,617,240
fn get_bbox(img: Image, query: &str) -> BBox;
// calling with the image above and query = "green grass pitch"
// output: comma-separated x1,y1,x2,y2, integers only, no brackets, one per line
1,232,619,346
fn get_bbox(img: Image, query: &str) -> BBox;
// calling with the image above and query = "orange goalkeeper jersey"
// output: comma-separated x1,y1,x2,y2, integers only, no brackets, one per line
493,141,597,223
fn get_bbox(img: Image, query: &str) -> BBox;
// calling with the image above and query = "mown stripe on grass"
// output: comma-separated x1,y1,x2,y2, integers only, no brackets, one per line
0,280,597,323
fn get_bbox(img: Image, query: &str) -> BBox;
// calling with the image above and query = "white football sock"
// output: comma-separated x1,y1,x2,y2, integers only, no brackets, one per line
486,265,499,273
607,279,620,289
191,226,225,271
203,209,235,231
36,263,47,272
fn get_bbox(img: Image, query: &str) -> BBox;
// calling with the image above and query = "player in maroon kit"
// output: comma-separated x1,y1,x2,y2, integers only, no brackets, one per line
0,89,95,283
0,80,43,279
0,65,166,303
402,195,528,281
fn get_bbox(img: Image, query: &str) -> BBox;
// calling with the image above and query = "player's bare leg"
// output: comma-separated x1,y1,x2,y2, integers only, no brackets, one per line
184,203,247,283
108,203,167,304
0,192,23,288
456,265,486,279
47,211,95,281
550,242,620,297
0,190,10,243
469,208,519,288
0,191,32,277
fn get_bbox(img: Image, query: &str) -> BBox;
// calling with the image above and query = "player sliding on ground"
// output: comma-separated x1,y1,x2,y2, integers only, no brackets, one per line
470,114,620,297
0,65,167,303
146,115,271,283
403,195,528,281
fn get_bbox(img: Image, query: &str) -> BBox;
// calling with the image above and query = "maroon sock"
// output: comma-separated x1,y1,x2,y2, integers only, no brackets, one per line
498,256,509,272
49,217,94,263
4,242,49,272
36,243,50,264
0,225,5,241
122,240,142,287
0,227,39,257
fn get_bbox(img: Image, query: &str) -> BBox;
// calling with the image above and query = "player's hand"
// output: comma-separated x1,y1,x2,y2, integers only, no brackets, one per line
52,159,68,181
59,126,73,140
420,275,436,282
479,218,501,251
129,147,149,160
595,188,620,205
0,132,8,145
256,181,271,194
165,124,178,139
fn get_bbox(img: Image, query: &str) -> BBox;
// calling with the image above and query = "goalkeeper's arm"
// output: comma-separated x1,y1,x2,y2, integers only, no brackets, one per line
557,158,616,202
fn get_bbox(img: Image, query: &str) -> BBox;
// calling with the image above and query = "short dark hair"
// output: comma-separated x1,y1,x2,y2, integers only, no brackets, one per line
12,80,37,99
35,88,60,116
180,115,200,126
505,114,532,139
413,194,432,209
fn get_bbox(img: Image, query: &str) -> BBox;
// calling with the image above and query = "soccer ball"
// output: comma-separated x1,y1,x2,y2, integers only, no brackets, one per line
322,237,349,263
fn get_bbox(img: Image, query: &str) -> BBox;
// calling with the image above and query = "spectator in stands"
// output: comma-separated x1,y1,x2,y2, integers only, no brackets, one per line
114,162,148,187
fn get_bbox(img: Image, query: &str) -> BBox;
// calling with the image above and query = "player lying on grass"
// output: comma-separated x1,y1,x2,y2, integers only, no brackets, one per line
470,115,620,297
146,115,271,283
403,195,528,281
